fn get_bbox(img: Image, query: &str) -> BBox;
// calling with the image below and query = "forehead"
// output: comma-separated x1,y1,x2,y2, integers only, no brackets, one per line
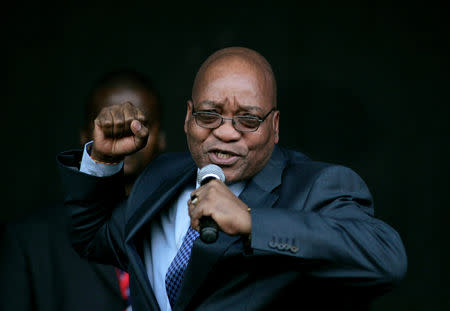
194,58,272,110
94,87,157,117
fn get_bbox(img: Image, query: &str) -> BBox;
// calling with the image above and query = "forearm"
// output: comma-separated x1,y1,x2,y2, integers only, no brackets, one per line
249,165,407,291
57,149,128,269
251,208,406,287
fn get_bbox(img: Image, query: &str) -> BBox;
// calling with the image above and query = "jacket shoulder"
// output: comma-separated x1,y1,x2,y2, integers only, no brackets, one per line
138,152,194,178
278,147,332,172
278,147,363,185
129,152,194,199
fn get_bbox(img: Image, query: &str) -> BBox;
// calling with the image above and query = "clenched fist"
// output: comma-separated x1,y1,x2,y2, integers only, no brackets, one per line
91,102,149,164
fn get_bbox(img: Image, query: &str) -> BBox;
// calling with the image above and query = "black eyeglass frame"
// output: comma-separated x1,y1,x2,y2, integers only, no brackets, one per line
191,107,277,132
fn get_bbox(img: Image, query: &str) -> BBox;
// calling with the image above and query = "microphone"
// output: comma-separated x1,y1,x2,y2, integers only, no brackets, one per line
197,164,226,243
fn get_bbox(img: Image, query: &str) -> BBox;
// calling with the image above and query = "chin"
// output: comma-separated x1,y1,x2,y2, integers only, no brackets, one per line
222,169,244,183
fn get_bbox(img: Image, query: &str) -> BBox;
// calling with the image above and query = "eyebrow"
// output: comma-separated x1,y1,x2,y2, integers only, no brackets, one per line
196,100,263,113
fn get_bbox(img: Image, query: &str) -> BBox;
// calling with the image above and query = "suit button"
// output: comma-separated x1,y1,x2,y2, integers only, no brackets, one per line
277,243,289,251
268,240,278,248
289,245,299,253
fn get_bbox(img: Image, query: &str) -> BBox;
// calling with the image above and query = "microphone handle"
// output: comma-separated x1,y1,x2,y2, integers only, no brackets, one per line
199,175,220,243
200,216,218,243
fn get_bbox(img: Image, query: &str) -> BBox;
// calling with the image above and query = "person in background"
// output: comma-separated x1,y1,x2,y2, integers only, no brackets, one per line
80,70,166,196
0,70,165,311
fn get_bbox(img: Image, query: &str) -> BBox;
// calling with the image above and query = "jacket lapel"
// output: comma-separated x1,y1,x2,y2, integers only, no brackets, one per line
126,162,197,240
175,146,286,310
239,146,285,209
124,156,197,310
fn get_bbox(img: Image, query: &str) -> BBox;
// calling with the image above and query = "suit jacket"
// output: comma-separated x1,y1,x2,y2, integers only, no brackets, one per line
57,146,407,311
0,206,127,311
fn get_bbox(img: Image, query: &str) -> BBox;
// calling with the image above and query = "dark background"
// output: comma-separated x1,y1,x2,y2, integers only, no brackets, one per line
4,1,449,310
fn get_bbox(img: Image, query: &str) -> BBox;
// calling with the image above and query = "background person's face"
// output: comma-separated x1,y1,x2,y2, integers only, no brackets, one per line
184,60,279,183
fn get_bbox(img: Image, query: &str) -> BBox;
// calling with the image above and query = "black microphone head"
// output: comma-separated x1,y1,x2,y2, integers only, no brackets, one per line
197,164,225,185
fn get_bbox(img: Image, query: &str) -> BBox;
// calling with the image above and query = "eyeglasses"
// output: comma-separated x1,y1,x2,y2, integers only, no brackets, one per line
192,107,276,132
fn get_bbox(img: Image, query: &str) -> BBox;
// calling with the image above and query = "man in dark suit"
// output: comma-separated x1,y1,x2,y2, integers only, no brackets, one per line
0,70,165,311
57,47,407,310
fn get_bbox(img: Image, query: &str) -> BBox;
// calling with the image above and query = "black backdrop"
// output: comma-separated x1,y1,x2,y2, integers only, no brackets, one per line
4,1,449,310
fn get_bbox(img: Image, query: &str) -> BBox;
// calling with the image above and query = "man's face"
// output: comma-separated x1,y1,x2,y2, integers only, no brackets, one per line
184,60,279,183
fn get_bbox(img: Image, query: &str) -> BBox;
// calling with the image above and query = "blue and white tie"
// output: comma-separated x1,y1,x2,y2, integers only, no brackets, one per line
165,226,199,307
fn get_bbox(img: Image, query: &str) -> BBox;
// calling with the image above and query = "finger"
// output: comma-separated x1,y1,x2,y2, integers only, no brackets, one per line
96,108,114,138
131,120,149,149
93,118,103,137
190,197,214,221
135,107,148,125
188,196,202,216
187,196,196,216
190,187,204,200
122,102,138,135
188,198,201,231
190,196,198,206
111,106,126,138
190,218,200,232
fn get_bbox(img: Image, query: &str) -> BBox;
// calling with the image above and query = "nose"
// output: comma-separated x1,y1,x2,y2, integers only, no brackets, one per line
212,118,241,142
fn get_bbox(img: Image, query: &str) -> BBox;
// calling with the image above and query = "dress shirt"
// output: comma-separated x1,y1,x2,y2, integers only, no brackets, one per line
80,142,245,311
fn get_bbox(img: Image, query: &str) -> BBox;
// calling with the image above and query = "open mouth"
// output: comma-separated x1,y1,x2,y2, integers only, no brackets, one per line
208,150,240,165
214,151,233,159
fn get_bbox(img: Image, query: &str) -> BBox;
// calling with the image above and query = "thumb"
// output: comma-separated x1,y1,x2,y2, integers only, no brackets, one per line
130,120,149,149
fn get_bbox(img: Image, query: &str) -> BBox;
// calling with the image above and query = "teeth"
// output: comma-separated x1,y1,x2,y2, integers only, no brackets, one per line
216,152,231,159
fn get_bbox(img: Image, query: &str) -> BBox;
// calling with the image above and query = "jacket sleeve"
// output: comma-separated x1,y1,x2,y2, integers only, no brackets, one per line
57,150,129,270
250,164,407,292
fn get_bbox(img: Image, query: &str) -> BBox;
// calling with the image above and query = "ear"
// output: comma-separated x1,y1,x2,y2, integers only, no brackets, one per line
272,110,280,144
184,100,193,134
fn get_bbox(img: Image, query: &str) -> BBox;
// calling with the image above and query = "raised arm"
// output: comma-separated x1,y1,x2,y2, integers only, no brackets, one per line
58,102,150,268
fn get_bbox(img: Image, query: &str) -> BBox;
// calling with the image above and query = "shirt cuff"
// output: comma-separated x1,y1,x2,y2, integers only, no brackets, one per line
79,141,123,177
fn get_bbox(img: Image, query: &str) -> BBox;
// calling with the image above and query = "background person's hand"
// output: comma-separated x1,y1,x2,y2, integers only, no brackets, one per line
91,102,149,163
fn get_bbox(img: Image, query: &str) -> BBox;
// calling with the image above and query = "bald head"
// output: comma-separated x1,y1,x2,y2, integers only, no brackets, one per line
192,47,277,108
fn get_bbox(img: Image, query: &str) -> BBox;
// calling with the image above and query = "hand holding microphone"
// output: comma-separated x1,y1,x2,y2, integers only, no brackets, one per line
189,164,252,244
